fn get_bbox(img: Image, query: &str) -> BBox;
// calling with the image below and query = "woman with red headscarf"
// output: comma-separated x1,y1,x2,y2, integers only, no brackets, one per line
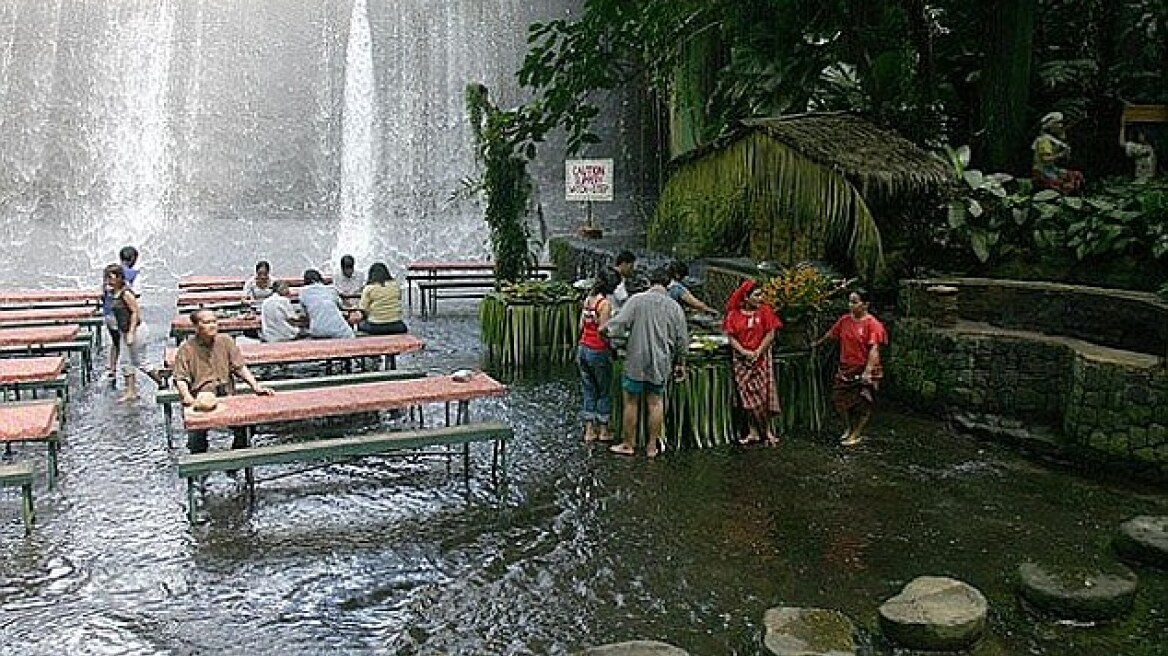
722,279,783,445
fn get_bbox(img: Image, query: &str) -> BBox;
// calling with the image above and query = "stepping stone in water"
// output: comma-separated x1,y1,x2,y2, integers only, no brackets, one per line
763,607,856,656
573,641,690,656
1017,561,1138,621
1114,515,1168,569
878,576,988,651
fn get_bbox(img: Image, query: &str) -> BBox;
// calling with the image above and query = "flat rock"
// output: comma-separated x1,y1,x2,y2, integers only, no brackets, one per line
573,641,689,656
763,607,856,656
1017,562,1138,620
1114,515,1168,569
878,576,987,651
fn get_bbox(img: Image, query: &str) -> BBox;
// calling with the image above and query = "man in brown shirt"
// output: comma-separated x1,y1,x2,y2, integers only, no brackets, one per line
174,309,274,453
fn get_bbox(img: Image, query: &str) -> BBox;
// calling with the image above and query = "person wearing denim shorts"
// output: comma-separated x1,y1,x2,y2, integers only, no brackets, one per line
601,266,689,458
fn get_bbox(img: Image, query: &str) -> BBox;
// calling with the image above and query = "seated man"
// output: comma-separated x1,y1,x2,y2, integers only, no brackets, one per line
243,260,275,309
260,281,302,342
173,309,274,454
299,268,355,339
333,254,365,308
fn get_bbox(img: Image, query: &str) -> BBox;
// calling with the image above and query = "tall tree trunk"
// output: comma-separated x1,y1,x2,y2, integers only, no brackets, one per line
978,0,1038,172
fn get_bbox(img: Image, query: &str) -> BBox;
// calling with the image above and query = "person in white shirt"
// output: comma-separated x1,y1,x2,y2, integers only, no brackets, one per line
608,250,637,315
333,254,365,308
260,281,302,342
242,260,275,310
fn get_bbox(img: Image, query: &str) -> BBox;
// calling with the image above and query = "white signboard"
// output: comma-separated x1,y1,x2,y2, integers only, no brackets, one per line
565,159,614,202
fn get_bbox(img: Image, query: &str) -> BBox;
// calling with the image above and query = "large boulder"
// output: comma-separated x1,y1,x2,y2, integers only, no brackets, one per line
1017,562,1138,621
763,607,856,656
878,576,988,651
573,641,690,656
1114,515,1168,569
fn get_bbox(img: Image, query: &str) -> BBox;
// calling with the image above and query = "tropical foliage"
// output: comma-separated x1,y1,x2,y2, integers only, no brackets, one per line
465,83,534,284
942,145,1168,281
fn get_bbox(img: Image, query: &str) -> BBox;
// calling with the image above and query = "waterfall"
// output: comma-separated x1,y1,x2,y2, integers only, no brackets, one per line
333,0,376,267
0,0,619,287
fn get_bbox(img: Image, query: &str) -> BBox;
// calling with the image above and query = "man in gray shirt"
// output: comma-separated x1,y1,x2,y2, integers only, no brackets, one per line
602,265,689,458
299,269,355,339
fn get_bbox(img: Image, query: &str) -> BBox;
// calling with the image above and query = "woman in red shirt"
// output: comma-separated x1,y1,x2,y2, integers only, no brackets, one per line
577,269,621,442
813,290,888,446
723,280,783,445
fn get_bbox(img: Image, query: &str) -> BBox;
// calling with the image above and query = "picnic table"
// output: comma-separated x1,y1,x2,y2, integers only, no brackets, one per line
178,274,331,292
0,307,105,349
163,333,424,370
405,260,556,318
0,325,80,348
0,356,68,402
169,314,260,344
0,289,103,310
0,400,62,488
175,288,360,312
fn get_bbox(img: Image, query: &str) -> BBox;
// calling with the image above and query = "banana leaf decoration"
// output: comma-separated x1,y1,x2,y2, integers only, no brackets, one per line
480,290,582,373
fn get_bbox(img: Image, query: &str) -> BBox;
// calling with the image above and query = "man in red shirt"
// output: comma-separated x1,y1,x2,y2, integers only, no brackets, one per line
813,291,887,446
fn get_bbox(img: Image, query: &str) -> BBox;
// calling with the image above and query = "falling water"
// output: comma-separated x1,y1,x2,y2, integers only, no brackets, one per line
333,0,375,266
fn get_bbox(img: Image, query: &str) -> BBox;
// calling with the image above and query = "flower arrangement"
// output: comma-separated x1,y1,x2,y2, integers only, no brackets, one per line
757,262,850,323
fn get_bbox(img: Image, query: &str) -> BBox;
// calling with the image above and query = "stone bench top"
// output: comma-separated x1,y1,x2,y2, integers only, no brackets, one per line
0,307,100,324
0,289,102,304
163,334,424,367
0,325,81,347
949,321,1160,368
903,277,1168,308
0,401,58,441
170,315,260,333
0,356,66,384
182,372,505,430
178,274,326,290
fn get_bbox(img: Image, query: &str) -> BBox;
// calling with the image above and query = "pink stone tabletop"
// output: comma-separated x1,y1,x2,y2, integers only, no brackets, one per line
177,288,302,306
0,289,102,304
0,402,58,441
0,307,99,324
178,274,329,289
184,372,504,430
171,315,260,332
0,356,66,384
165,334,424,367
0,325,81,346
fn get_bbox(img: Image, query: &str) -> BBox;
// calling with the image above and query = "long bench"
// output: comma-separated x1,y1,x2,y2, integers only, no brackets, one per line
176,421,513,522
0,463,35,534
0,341,94,383
0,356,70,402
155,369,428,448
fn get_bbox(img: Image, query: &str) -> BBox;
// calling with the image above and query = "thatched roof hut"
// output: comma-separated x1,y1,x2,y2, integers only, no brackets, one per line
649,113,952,279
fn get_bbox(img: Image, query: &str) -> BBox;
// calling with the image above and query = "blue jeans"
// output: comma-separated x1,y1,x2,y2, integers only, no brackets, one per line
577,345,613,423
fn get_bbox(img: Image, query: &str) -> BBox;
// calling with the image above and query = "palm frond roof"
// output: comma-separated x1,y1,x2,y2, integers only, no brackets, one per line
677,113,952,197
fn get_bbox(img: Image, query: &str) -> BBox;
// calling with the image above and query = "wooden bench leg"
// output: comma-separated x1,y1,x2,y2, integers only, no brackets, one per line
46,441,58,490
186,478,198,523
21,482,34,534
163,404,174,449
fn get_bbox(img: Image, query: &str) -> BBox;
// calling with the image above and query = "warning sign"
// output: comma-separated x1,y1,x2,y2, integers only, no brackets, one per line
565,159,614,202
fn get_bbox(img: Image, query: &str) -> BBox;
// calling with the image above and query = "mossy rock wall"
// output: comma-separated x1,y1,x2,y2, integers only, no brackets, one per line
887,319,1168,479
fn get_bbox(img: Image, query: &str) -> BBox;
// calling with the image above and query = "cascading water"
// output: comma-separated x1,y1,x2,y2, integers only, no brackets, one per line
0,0,606,288
332,0,375,267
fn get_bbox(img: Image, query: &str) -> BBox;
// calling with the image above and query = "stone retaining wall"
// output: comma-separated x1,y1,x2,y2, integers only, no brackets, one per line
899,278,1168,357
888,319,1168,479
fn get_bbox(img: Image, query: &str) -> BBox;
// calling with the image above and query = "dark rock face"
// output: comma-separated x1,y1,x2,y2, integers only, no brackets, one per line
878,576,988,651
1114,515,1168,569
573,641,690,656
1017,562,1138,621
763,607,856,656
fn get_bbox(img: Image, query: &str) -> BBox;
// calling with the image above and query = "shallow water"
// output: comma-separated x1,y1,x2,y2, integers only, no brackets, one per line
1,298,1165,655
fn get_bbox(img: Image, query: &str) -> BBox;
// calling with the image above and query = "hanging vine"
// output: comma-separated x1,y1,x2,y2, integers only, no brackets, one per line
465,83,533,284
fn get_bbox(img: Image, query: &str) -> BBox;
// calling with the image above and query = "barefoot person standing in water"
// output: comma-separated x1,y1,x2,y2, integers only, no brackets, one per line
813,290,887,446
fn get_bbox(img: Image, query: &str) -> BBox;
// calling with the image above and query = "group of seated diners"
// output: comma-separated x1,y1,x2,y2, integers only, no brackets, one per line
244,255,407,343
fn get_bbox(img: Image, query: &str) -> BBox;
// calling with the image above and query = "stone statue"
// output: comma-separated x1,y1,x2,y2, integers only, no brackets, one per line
1031,112,1084,194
